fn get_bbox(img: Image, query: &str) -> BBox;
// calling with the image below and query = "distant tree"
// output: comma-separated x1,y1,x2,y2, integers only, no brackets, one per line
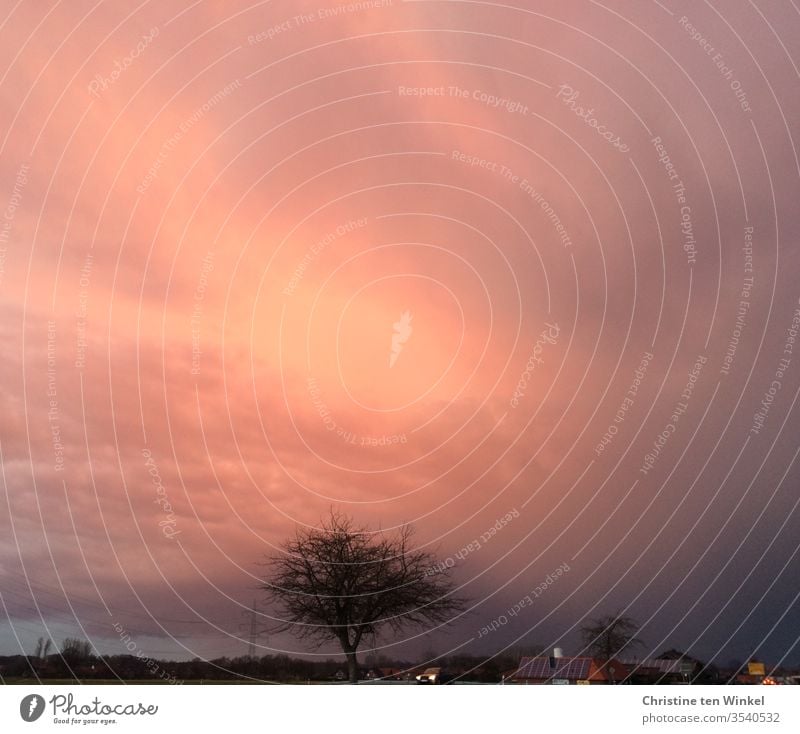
580,613,644,660
33,637,53,659
260,511,468,682
60,637,94,665
421,641,439,664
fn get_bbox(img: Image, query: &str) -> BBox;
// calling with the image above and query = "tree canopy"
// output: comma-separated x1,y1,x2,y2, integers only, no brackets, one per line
260,511,467,682
580,613,644,660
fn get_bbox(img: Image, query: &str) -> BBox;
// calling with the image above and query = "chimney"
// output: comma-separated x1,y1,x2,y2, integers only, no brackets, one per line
553,647,564,658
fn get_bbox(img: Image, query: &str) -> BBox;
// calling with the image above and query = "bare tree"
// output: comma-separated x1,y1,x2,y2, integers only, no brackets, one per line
60,637,94,665
260,511,467,683
580,612,644,660
33,637,53,659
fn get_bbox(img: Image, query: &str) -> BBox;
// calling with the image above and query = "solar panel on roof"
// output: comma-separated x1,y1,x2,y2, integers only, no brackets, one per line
514,657,592,680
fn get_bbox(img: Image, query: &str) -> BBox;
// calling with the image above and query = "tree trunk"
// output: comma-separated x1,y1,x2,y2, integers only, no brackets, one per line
346,649,359,683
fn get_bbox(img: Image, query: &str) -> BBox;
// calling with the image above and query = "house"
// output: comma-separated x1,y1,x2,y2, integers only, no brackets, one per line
507,654,629,684
618,657,688,684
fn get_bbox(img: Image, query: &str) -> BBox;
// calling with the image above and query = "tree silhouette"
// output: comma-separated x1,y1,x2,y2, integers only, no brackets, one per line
580,612,644,660
60,637,94,665
260,511,467,682
33,637,53,659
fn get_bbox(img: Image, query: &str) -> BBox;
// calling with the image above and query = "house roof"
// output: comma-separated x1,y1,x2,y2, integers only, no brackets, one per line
514,656,592,680
510,656,627,682
619,658,684,674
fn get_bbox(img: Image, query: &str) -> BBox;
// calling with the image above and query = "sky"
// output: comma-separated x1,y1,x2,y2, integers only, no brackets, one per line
1,0,799,670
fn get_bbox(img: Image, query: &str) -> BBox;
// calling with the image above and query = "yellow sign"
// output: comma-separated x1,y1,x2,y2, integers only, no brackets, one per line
748,662,766,676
